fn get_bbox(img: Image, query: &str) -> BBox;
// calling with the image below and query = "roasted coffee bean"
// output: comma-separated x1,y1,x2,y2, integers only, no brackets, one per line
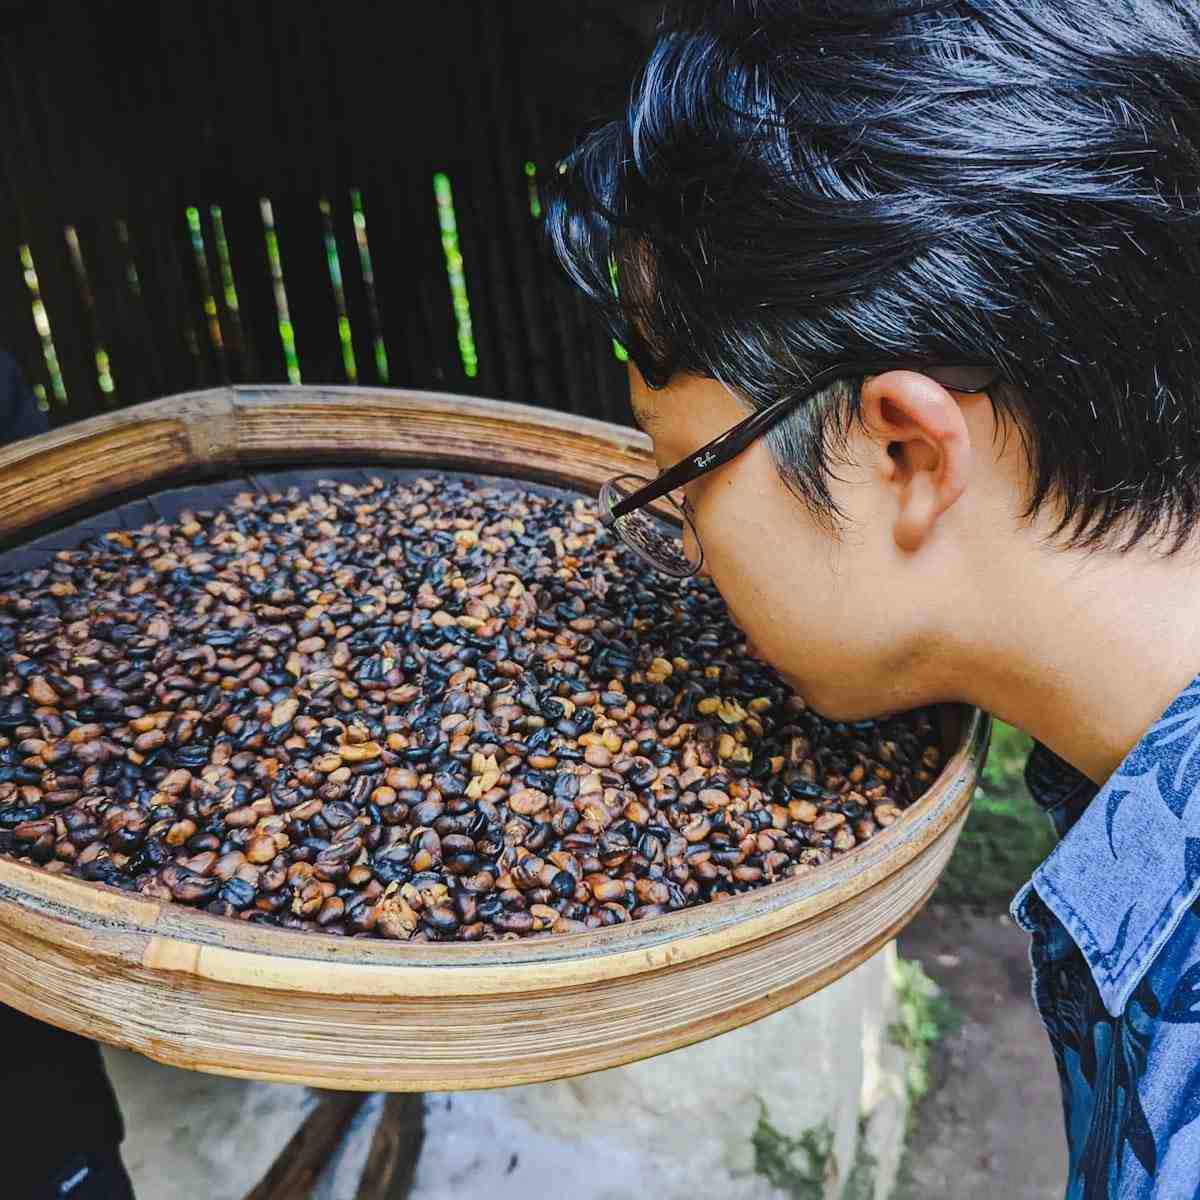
0,803,46,829
422,904,460,934
492,909,533,934
161,864,219,903
550,869,577,899
219,877,256,909
0,473,940,940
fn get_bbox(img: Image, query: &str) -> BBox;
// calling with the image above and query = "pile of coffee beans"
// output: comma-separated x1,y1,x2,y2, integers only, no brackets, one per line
0,474,943,941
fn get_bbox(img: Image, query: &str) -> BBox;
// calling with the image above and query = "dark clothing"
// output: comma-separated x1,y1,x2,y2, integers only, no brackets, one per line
0,351,132,1198
1014,688,1200,1198
4,1009,128,1195
0,350,49,443
43,1150,136,1200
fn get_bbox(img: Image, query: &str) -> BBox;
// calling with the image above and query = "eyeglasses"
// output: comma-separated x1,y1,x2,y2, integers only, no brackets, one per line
598,359,1003,578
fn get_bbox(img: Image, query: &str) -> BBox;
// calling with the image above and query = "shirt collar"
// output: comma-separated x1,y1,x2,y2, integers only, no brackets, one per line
1011,675,1200,1017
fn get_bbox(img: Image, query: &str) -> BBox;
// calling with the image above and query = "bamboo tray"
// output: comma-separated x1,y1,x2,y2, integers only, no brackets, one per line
0,386,987,1091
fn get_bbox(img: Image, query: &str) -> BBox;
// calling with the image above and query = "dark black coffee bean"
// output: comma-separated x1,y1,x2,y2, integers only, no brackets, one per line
220,878,256,909
0,803,46,828
550,870,576,899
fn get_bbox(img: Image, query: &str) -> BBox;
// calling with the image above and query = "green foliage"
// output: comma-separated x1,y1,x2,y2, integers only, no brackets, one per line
888,955,961,1114
751,1104,836,1199
981,719,1033,793
934,720,1057,910
433,172,478,379
841,1117,878,1200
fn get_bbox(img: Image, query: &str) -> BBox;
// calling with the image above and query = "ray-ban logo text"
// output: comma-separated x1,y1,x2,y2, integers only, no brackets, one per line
694,451,717,469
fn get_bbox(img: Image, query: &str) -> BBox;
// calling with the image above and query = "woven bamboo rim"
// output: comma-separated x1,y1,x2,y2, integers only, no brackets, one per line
0,387,986,1089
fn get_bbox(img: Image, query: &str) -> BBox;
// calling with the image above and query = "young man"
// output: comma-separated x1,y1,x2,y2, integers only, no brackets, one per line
1,350,134,1199
545,1,1200,1195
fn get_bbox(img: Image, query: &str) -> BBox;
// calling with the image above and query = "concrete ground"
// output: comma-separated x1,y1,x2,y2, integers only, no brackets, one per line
895,904,1066,1200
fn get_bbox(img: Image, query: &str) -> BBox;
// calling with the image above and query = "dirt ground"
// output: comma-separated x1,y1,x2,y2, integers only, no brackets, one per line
894,904,1067,1200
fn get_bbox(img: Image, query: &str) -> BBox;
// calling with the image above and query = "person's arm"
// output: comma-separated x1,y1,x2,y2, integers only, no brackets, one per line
0,350,49,446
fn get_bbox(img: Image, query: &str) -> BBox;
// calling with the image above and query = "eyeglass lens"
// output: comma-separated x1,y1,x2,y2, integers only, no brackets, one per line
599,474,702,579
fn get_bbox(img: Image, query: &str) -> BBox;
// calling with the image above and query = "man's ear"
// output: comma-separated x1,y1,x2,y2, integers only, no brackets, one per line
859,370,971,553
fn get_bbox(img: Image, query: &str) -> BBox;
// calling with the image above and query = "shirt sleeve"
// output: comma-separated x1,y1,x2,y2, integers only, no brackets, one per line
1027,871,1200,1196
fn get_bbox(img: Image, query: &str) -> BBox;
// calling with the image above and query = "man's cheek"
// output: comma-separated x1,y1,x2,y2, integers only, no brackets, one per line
702,518,813,658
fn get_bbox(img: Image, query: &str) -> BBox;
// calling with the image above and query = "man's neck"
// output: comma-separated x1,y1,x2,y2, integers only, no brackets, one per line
953,538,1200,786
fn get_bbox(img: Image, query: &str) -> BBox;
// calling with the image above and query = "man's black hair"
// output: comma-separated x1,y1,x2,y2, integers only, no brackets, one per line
544,0,1200,551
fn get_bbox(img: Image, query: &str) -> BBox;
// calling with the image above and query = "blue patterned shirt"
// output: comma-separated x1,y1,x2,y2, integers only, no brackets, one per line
1011,678,1200,1199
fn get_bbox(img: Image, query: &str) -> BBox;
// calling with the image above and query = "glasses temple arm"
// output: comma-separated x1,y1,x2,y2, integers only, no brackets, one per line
604,358,1000,522
614,397,804,519
606,361,871,520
